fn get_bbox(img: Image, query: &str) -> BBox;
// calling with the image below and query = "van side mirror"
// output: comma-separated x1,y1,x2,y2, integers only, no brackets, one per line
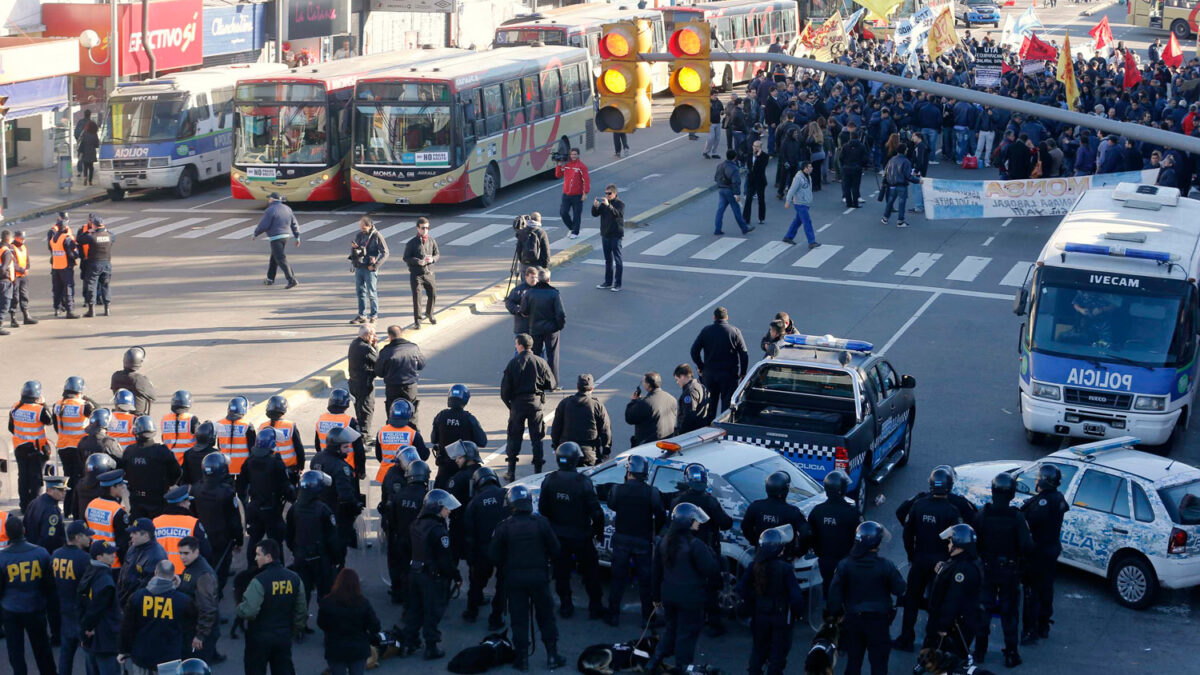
1013,287,1029,316
900,374,916,389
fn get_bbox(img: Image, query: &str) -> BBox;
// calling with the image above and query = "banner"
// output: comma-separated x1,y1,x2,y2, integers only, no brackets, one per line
1022,60,1045,74
43,0,204,77
926,6,957,61
287,0,350,40
203,4,266,57
921,169,1158,219
975,45,1002,87
808,11,848,62
1057,32,1079,112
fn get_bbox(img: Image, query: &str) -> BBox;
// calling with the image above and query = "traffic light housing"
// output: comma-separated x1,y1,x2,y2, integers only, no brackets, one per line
596,20,652,133
668,22,712,133
0,95,9,118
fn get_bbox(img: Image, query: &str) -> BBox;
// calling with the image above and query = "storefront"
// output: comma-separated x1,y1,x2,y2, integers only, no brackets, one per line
282,0,352,63
0,37,81,170
203,2,269,66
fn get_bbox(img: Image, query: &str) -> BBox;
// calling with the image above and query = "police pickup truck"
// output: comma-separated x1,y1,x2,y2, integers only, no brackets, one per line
715,334,917,510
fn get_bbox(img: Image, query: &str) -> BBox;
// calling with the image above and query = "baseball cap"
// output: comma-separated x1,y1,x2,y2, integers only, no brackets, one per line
128,517,155,534
98,469,126,487
90,540,117,557
67,521,95,538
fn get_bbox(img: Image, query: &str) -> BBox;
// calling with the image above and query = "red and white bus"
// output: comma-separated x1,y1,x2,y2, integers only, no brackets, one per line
661,0,800,90
349,44,594,207
230,49,463,202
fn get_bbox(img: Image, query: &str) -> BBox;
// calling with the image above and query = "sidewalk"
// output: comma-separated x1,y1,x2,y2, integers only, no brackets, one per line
1,164,108,226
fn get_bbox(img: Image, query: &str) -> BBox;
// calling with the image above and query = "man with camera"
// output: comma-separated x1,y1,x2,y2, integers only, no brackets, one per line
514,213,550,281
591,185,624,292
554,149,590,238
349,216,389,325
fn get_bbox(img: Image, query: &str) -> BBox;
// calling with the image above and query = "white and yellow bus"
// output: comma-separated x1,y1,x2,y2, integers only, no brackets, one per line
1128,0,1199,39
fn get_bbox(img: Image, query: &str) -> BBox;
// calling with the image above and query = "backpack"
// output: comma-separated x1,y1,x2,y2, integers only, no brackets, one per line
518,226,543,265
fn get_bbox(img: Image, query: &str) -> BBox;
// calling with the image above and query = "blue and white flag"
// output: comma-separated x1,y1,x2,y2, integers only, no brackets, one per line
843,8,866,33
1011,6,1042,38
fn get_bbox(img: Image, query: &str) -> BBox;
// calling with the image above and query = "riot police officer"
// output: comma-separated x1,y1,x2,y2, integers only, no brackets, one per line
538,441,606,620
314,388,367,480
550,374,612,466
605,454,666,627
0,516,58,674
77,408,122,471
261,395,305,484
191,452,243,598
490,484,565,672
974,472,1033,667
9,379,54,510
124,415,181,519
180,421,219,486
827,521,906,675
893,467,964,652
646,503,719,674
737,525,805,675
430,384,487,489
895,464,977,525
379,459,429,605
310,426,363,550
237,427,295,567
742,471,812,559
462,467,508,628
445,440,482,561
374,399,427,485
668,463,731,635
807,470,862,596
1020,464,1069,645
286,470,342,609
402,489,462,660
927,524,983,659
75,451,117,522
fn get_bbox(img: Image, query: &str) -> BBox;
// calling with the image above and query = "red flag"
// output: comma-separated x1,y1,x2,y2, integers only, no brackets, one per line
1003,0,1015,5
1089,16,1113,51
862,25,875,40
1164,32,1183,67
1019,33,1058,61
1124,49,1143,88
1002,61,1013,74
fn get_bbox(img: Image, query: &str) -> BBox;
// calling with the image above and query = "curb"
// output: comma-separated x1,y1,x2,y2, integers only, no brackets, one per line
625,186,714,228
2,191,109,227
1080,0,1119,17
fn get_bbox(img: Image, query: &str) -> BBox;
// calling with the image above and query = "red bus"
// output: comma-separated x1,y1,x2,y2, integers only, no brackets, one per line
661,0,801,90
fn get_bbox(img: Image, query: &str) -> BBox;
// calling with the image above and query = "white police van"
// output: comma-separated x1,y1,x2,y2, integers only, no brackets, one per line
952,437,1200,609
1014,184,1200,450
98,63,286,200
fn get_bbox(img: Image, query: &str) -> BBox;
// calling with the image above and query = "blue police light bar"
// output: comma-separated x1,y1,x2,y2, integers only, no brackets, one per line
783,333,874,353
1056,242,1178,263
1068,436,1140,457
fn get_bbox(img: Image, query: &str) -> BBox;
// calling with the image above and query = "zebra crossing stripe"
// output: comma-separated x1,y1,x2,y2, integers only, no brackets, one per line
429,222,471,238
378,222,414,240
642,234,699,256
307,221,355,242
109,217,166,234
999,261,1033,287
134,218,208,238
551,228,599,251
741,240,792,264
793,244,842,268
895,252,942,277
945,256,991,282
176,218,248,239
843,248,891,273
448,223,509,246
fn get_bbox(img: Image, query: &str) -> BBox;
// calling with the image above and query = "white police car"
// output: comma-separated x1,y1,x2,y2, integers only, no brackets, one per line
952,436,1200,609
510,427,826,610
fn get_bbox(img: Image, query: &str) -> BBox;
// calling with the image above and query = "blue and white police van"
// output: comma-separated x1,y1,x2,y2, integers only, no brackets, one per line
955,0,1001,27
1014,184,1200,450
98,63,286,200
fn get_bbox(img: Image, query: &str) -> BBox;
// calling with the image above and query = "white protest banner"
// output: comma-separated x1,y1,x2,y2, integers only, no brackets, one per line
1022,59,1045,74
975,46,1002,87
921,170,1158,219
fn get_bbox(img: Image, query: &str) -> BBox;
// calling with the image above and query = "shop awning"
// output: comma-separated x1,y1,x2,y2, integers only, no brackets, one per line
0,76,70,119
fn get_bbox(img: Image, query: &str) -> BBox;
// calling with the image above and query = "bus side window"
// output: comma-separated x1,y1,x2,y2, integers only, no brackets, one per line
578,63,592,105
483,85,504,136
195,93,211,122
503,80,525,127
522,75,540,123
214,86,234,129
540,68,561,117
459,92,477,160
561,66,581,111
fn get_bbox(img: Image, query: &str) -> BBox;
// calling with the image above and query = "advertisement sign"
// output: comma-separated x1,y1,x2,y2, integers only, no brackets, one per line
288,0,350,40
370,0,458,12
43,0,204,77
920,169,1158,219
204,4,267,56
975,46,1002,87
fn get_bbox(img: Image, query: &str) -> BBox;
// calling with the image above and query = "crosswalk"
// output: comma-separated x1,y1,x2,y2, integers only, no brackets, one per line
95,212,1033,289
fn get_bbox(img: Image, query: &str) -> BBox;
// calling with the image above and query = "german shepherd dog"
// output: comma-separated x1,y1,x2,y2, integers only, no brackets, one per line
803,620,841,675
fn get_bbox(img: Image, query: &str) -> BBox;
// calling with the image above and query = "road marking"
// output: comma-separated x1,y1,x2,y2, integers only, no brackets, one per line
895,252,943,277
982,236,995,247
219,223,262,240
108,217,166,234
691,237,743,260
378,221,415,240
880,292,942,354
457,213,521,219
741,240,792,264
176,217,247,239
793,244,843,268
843,207,854,214
818,223,833,232
133,217,208,238
1001,218,1012,228
448,223,508,246
551,227,599,250
307,220,356,242
844,248,891,273
999,261,1033,287
190,195,232,209
429,221,471,239
643,233,699,256
946,256,992,282
644,173,663,179
97,216,127,225
621,230,654,248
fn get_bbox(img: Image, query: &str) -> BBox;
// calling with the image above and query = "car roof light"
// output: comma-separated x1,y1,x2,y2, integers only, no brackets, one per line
783,333,874,353
1068,436,1140,458
1056,242,1178,263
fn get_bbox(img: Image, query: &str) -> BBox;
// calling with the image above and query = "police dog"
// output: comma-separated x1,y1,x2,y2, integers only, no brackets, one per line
803,620,841,675
446,630,516,674
578,636,658,675
916,648,998,675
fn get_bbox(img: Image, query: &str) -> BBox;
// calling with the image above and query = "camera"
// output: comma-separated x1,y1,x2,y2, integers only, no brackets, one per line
511,214,529,233
348,246,367,267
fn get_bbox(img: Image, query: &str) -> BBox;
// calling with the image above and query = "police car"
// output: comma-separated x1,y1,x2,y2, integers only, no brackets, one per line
955,0,1000,27
952,436,1200,609
510,427,826,610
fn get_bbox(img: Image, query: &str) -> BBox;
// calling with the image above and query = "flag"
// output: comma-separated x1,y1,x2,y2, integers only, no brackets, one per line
851,0,905,23
1164,32,1183,67
1019,33,1057,61
798,20,816,51
843,7,866,33
1124,48,1143,88
999,15,1023,49
1057,32,1080,112
925,6,957,61
863,24,876,40
1089,16,1113,51
1002,61,1013,74
1012,6,1043,38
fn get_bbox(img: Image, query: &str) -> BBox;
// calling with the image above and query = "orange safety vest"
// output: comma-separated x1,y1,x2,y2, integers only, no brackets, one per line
12,243,28,277
315,412,355,470
0,509,7,550
11,402,49,452
85,497,125,568
259,420,298,468
49,231,73,270
374,424,415,483
108,411,136,450
217,417,250,475
54,396,89,449
162,412,195,464
153,513,198,574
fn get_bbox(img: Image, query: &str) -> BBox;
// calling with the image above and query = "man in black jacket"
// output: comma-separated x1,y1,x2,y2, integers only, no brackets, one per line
625,372,678,446
110,347,156,416
550,374,611,465
376,324,426,426
462,468,507,628
500,333,556,481
672,364,709,435
347,325,378,442
124,416,181,519
839,124,868,208
403,217,439,328
349,216,389,324
538,442,605,621
741,140,770,225
689,307,750,418
592,185,625,291
505,267,539,336
519,267,566,384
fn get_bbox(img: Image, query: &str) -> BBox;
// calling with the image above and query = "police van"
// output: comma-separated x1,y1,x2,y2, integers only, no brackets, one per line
98,63,287,200
1013,184,1200,450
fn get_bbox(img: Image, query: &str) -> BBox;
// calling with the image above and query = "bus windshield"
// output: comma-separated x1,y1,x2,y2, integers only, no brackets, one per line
104,95,189,143
495,28,567,46
235,104,329,165
352,104,453,167
1030,267,1193,368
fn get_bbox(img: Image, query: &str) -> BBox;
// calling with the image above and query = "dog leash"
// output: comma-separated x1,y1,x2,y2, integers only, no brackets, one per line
636,606,659,648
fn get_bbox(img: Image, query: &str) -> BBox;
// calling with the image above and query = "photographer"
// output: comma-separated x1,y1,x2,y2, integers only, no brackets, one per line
403,217,439,329
592,185,625,292
515,213,550,279
349,216,389,325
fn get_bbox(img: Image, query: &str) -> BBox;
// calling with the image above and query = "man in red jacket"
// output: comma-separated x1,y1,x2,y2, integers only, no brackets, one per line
554,149,590,238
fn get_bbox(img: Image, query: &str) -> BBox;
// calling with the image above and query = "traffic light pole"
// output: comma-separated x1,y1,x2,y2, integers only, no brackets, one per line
639,51,1200,156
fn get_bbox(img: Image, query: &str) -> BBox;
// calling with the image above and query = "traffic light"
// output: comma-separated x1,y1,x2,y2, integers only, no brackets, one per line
0,95,9,118
668,22,712,133
596,20,652,133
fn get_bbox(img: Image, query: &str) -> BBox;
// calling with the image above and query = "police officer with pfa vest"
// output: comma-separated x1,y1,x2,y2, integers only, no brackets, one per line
401,489,461,660
0,516,58,674
52,520,94,675
893,466,964,652
192,452,243,598
1020,464,1069,646
538,441,606,620
238,427,295,567
378,456,427,605
973,472,1034,667
807,470,862,597
827,521,906,675
737,524,806,675
286,470,343,608
124,415,182,519
235,538,307,675
462,466,508,628
670,462,733,635
309,425,363,551
430,384,487,489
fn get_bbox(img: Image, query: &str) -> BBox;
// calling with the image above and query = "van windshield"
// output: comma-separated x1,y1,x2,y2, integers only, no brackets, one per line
104,95,189,143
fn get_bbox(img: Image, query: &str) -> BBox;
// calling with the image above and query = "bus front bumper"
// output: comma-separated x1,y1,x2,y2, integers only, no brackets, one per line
1020,391,1180,445
98,165,184,191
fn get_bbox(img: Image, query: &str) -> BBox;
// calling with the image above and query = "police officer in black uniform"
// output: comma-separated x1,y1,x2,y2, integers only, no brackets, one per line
974,472,1034,667
379,458,428,605
742,471,812,560
605,454,667,627
893,467,964,652
445,440,483,563
672,364,710,435
309,426,363,551
500,332,556,481
737,525,805,675
25,474,68,552
124,415,181,519
235,538,307,674
0,516,58,674
539,442,606,620
110,347,157,416
180,421,219,486
927,524,983,659
807,470,862,597
827,521,906,675
462,467,508,628
402,489,461,660
237,427,295,567
895,464,977,525
192,452,243,598
75,451,117,522
647,503,719,674
490,484,566,672
52,520,94,674
79,540,122,674
430,385,487,490
550,374,612,466
78,408,123,470
286,470,343,610
1020,464,1069,646
669,463,732,635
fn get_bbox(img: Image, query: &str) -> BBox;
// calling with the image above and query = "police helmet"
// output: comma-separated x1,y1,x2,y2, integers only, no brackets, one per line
123,347,146,371
266,395,288,416
178,658,212,675
445,440,481,464
326,426,361,450
671,502,710,527
448,384,471,407
396,446,421,473
328,388,352,411
21,380,42,400
195,421,217,446
255,426,277,451
823,470,850,500
765,471,791,499
940,523,977,548
1035,463,1062,491
929,466,955,496
202,452,229,477
113,389,135,412
627,455,650,479
389,399,414,426
423,489,462,514
227,396,248,418
555,442,583,470
506,484,534,513
472,467,501,495
684,463,708,490
171,390,192,410
64,376,86,395
300,470,332,492
89,408,113,430
407,460,431,485
854,521,885,550
991,472,1017,504
757,523,795,559
86,452,118,476
133,415,156,438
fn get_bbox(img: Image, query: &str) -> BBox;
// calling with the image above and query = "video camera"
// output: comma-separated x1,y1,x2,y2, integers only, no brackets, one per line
511,214,530,233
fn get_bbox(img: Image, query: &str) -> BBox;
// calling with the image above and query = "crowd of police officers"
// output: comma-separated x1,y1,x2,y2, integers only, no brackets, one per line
2,349,1069,674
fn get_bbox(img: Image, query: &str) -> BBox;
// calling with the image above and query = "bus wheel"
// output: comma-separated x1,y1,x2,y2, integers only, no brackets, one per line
478,164,500,207
1172,19,1191,40
174,167,196,199
107,188,126,202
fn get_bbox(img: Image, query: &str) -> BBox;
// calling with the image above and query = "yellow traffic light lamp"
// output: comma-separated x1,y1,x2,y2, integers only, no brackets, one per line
596,20,652,133
668,22,712,133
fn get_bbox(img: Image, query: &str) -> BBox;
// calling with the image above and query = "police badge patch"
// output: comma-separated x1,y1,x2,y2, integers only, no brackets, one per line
954,573,964,582
441,536,450,548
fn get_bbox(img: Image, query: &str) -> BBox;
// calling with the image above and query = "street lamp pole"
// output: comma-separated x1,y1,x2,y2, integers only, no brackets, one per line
111,0,119,85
